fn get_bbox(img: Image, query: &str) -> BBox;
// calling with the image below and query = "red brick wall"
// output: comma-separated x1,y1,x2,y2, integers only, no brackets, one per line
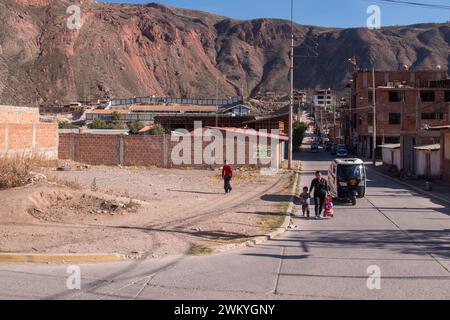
124,135,164,166
59,133,166,166
0,123,58,159
58,133,72,159
59,133,279,168
74,134,120,166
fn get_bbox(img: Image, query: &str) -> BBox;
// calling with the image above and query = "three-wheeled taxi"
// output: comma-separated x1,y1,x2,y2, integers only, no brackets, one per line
328,158,366,205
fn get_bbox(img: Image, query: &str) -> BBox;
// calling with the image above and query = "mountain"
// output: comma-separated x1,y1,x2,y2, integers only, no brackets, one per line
0,0,449,106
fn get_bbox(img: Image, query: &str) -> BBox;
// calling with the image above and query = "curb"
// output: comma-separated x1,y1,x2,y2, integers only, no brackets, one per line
0,253,126,264
369,167,450,207
212,163,301,253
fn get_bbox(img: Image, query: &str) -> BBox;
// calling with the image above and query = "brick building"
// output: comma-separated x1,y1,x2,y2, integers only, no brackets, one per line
0,105,58,159
346,69,450,173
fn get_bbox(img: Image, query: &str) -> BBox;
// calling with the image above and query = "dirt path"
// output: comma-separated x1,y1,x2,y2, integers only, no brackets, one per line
0,166,293,257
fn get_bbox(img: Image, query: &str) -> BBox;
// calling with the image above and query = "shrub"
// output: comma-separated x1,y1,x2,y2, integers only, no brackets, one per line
88,119,124,130
152,123,165,135
128,121,145,134
0,155,56,190
293,121,309,151
58,121,78,129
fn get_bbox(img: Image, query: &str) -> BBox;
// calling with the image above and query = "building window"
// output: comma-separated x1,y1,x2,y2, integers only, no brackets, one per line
367,113,373,124
389,113,401,125
421,113,444,120
368,91,373,103
389,91,401,102
445,91,450,102
420,91,435,102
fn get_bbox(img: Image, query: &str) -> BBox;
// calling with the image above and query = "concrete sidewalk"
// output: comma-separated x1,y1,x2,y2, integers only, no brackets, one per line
371,165,450,207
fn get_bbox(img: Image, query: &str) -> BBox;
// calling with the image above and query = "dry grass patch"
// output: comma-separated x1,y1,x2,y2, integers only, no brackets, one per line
0,155,56,190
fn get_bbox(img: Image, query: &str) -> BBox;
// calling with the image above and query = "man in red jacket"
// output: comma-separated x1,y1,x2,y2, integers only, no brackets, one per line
222,160,233,194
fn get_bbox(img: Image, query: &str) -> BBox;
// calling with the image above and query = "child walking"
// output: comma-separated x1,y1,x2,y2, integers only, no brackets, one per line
299,186,311,218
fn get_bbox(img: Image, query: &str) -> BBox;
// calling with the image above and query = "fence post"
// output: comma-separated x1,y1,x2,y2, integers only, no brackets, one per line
69,134,75,160
163,134,168,168
119,135,125,165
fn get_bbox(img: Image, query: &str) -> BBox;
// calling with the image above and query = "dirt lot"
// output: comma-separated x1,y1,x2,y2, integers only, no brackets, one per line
0,164,292,257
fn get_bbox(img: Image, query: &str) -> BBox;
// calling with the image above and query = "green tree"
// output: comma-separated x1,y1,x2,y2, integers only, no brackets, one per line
151,123,165,135
292,121,309,151
128,121,145,134
58,121,78,129
89,119,124,130
111,111,122,122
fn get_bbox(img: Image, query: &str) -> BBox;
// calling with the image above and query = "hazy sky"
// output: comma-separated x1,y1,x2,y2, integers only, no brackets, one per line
101,0,450,28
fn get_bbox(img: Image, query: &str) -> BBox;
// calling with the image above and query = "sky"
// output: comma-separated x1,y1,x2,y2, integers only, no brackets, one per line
101,0,450,28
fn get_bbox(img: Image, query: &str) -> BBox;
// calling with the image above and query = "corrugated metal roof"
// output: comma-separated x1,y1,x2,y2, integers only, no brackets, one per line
206,126,289,141
129,104,218,113
138,125,155,133
379,144,401,149
428,125,450,131
413,144,440,151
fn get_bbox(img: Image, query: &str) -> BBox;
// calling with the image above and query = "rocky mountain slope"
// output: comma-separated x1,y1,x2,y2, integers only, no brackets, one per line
0,0,449,106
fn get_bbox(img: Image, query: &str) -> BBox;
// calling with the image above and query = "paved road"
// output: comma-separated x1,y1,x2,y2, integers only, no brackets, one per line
1,148,449,300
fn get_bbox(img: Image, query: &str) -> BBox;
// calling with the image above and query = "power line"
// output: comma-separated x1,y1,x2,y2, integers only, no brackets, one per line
365,0,450,10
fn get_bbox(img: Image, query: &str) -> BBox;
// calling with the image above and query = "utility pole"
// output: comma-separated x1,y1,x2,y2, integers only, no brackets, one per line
372,67,377,166
215,76,219,127
288,0,294,170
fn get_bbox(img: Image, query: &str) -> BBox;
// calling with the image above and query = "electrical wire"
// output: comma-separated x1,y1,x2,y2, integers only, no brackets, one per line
362,0,450,10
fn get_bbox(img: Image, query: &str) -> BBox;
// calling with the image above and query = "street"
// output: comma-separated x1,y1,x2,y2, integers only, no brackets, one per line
1,148,449,300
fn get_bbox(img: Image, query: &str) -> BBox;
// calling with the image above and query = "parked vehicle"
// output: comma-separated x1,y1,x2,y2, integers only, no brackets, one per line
336,147,348,157
328,158,366,206
330,143,337,155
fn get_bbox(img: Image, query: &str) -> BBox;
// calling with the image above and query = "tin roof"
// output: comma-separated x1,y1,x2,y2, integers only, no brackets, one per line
129,104,218,113
427,125,450,131
413,144,440,151
205,126,289,141
379,144,401,149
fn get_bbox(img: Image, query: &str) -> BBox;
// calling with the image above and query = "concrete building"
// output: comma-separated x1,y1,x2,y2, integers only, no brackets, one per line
347,69,450,173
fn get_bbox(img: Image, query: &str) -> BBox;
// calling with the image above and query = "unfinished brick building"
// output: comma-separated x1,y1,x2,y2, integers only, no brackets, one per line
346,70,450,173
0,105,58,159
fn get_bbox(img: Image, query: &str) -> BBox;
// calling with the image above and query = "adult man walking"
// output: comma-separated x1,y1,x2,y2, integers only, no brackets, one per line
222,160,233,194
309,171,329,218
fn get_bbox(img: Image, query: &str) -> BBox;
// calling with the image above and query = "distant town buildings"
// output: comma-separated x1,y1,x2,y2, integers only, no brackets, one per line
342,68,450,177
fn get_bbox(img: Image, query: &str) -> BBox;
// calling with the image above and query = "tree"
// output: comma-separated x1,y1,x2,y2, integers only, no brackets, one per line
58,121,78,129
89,119,124,130
293,121,309,151
111,111,122,122
151,123,165,135
128,121,145,134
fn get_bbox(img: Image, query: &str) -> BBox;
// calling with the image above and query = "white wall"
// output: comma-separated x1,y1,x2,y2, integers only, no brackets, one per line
414,150,441,177
382,148,401,170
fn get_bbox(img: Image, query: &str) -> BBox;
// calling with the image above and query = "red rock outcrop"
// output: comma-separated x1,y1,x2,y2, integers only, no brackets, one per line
0,0,448,106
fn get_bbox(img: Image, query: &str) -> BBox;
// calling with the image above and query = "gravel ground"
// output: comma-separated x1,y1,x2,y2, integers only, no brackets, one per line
0,165,292,257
